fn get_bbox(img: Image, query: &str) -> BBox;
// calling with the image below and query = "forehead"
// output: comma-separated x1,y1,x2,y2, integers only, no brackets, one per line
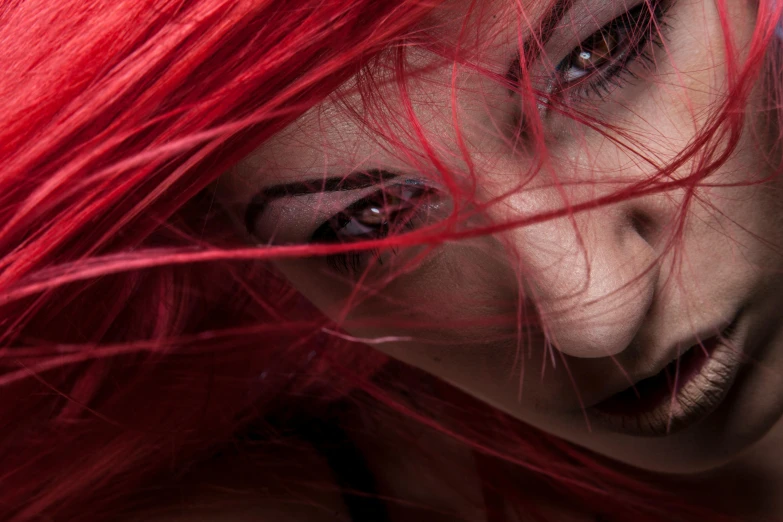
423,0,559,35
235,103,421,187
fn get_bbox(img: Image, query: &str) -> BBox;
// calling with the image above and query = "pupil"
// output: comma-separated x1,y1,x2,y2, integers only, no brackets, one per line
358,206,386,226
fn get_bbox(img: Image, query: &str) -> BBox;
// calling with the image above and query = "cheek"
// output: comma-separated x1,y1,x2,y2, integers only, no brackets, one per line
274,235,598,413
275,239,517,359
276,239,519,336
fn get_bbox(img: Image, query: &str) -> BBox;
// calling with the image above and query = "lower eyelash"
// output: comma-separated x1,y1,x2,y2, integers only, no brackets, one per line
326,250,379,274
324,228,408,276
576,43,657,101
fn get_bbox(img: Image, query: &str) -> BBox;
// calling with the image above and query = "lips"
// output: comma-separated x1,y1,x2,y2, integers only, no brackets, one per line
589,314,745,436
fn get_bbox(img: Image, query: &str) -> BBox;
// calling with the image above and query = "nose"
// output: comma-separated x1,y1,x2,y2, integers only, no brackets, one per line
499,201,660,359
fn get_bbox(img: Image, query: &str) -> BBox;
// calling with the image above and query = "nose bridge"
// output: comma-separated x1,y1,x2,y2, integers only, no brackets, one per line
497,199,660,359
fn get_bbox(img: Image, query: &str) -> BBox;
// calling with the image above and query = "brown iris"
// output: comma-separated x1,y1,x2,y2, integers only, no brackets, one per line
558,26,626,84
573,30,620,71
312,184,434,244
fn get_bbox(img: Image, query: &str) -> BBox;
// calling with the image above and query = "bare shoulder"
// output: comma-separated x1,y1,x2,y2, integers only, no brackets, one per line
122,442,348,522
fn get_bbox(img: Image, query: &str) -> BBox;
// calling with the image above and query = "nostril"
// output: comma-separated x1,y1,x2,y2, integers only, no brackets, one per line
628,209,658,245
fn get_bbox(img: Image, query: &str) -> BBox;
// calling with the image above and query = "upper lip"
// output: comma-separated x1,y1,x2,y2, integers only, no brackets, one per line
589,316,736,407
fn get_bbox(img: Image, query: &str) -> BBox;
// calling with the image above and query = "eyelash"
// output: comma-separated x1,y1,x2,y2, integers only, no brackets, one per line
549,0,671,104
310,182,439,275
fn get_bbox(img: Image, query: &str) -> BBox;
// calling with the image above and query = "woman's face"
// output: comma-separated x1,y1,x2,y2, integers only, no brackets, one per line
219,0,783,473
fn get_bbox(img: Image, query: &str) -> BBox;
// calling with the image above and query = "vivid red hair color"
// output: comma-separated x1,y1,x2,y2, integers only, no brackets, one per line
0,0,780,520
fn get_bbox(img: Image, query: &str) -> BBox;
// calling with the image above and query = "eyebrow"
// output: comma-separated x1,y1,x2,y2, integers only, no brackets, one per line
243,169,398,234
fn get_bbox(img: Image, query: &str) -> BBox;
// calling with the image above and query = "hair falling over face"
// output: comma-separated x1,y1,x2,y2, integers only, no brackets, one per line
1,0,783,521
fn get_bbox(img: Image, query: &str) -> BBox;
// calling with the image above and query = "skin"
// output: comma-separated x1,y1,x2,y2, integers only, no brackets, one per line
220,0,783,483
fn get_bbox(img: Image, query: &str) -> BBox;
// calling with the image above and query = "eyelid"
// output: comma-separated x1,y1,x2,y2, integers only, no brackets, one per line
249,177,440,244
531,0,666,111
507,2,634,94
312,181,442,241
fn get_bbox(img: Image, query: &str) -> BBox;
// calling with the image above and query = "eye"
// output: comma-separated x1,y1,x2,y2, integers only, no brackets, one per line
558,27,624,83
312,183,432,242
311,182,444,274
550,1,670,100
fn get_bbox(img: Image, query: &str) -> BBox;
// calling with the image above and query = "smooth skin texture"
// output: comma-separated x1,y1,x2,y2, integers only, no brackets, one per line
220,0,783,481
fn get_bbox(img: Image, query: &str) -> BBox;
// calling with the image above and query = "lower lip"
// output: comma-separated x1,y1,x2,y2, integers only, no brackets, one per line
590,317,746,437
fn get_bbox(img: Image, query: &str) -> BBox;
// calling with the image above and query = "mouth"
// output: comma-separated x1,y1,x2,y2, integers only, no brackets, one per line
590,314,746,437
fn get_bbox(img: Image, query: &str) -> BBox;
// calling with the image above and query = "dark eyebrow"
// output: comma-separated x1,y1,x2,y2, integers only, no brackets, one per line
244,169,398,235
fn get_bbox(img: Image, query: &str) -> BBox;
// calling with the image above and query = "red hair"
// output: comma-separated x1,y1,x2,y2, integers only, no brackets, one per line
0,0,779,520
